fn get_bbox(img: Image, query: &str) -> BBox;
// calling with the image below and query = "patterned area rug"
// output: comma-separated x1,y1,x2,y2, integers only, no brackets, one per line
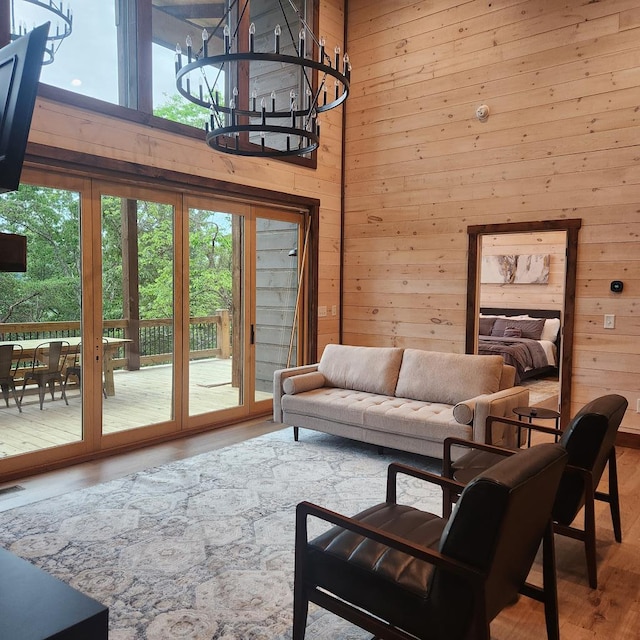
0,429,442,639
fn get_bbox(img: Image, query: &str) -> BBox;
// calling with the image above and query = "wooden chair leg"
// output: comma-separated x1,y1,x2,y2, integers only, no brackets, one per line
542,521,560,640
584,477,598,590
293,506,308,640
442,487,454,518
292,587,309,640
607,450,622,543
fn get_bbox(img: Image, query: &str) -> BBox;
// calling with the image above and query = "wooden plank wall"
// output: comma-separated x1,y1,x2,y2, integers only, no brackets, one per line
344,0,640,433
24,0,346,361
479,230,566,310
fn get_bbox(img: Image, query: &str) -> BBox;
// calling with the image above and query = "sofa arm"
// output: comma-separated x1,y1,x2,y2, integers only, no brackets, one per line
471,386,530,446
273,364,320,423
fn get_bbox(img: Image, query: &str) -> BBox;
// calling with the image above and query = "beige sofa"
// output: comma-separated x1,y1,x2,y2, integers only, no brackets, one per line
273,344,529,458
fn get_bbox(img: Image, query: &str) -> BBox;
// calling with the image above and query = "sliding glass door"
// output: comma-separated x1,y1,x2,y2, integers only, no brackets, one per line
186,198,246,420
253,213,304,407
0,171,88,471
0,169,309,477
184,200,305,422
99,186,180,440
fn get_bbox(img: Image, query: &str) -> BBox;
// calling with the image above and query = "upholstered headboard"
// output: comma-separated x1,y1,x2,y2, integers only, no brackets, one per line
480,307,562,349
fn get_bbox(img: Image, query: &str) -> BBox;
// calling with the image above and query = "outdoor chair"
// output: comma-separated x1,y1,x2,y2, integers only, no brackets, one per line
442,394,628,589
20,340,70,410
63,340,108,399
294,443,568,640
0,343,23,412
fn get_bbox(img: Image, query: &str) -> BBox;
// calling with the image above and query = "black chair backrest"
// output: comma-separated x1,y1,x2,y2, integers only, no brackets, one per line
430,443,568,636
0,344,16,378
36,341,66,373
0,343,23,379
554,394,628,523
69,341,81,367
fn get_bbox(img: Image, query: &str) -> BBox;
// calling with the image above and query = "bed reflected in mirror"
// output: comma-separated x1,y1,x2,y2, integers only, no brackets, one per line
466,220,581,426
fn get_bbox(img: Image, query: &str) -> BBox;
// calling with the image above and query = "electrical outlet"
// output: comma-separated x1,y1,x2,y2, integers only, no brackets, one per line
331,305,337,316
637,399,640,413
318,305,327,317
604,314,615,329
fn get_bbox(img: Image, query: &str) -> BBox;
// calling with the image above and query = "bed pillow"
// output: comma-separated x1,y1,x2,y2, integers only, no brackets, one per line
503,327,522,338
478,317,496,336
541,317,561,342
491,317,545,340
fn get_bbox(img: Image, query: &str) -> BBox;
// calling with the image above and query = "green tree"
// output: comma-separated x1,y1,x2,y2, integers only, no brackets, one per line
1,186,235,354
189,210,234,316
0,185,81,323
153,93,209,129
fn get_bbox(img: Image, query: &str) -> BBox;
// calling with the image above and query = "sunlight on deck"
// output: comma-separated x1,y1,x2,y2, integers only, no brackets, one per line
0,359,271,458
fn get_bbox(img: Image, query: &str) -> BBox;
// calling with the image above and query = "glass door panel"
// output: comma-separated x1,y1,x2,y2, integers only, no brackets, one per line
253,215,302,404
100,193,176,434
187,205,244,417
0,183,83,457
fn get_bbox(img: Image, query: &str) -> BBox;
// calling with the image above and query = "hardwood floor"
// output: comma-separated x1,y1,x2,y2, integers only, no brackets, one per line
0,422,638,639
0,417,281,511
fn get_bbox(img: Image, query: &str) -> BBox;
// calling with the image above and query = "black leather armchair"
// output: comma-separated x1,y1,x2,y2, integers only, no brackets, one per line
294,443,568,640
443,394,628,589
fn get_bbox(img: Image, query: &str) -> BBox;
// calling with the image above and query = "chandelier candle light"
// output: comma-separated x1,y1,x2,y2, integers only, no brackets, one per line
174,0,351,158
10,0,72,65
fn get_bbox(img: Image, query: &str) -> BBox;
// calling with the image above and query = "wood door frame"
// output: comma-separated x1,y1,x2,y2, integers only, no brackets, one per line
466,219,581,426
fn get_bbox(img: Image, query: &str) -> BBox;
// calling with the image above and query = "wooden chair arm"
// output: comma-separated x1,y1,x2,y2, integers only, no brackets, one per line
385,462,466,503
486,415,561,441
442,436,514,478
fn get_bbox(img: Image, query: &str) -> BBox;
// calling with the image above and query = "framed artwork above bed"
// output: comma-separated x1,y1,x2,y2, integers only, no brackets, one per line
478,307,561,383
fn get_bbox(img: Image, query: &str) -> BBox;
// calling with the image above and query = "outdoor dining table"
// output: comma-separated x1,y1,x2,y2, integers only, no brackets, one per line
0,337,132,397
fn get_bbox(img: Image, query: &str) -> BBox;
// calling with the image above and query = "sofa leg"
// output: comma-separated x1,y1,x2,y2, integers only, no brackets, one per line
293,426,299,442
377,446,384,455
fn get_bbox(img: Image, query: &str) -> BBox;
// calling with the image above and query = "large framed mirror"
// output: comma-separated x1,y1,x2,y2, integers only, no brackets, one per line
466,219,581,426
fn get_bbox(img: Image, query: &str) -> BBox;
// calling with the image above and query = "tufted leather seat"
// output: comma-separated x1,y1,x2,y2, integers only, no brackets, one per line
294,443,568,640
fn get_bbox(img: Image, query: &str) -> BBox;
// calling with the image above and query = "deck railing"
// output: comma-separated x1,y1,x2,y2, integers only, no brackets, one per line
0,310,231,370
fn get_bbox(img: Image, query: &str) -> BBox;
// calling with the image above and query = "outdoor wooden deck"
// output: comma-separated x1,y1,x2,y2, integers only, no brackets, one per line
0,358,270,458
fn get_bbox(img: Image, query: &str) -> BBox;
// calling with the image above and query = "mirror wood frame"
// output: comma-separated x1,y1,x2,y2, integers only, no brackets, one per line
466,219,582,426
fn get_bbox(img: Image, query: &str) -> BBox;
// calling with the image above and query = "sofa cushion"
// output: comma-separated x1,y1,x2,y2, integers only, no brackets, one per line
282,389,473,442
395,350,504,406
318,344,404,396
282,388,389,426
364,398,472,441
283,371,326,395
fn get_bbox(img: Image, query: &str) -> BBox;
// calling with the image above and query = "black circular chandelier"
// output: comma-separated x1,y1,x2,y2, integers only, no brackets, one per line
10,0,73,65
174,0,351,158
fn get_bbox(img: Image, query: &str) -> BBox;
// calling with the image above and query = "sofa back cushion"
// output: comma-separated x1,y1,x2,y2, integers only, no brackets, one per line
318,344,404,396
395,350,504,405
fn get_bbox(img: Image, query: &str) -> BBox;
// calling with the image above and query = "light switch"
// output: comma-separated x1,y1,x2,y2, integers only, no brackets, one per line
604,314,615,329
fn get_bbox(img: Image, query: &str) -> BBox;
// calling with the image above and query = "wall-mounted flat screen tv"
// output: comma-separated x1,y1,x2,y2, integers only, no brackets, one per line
0,22,49,194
